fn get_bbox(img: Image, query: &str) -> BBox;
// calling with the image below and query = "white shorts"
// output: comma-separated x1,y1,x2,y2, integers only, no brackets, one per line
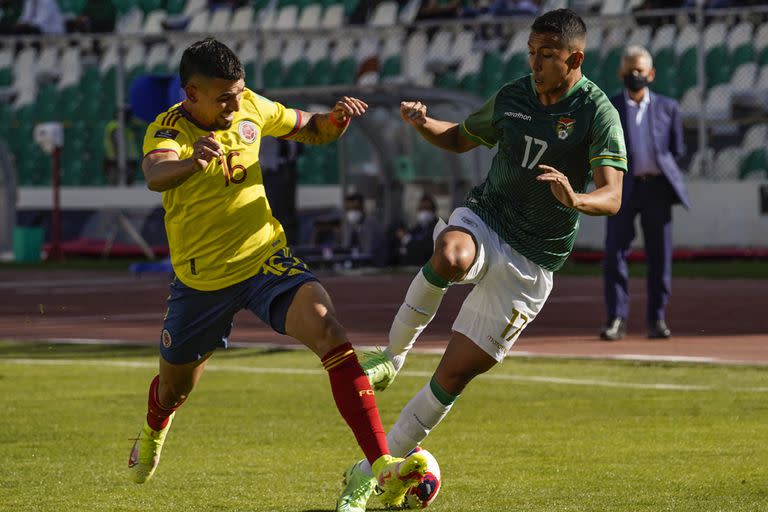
439,207,554,362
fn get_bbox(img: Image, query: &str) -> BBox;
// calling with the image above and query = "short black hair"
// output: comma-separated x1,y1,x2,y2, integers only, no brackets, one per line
345,193,364,205
419,194,436,211
179,38,244,87
531,9,587,49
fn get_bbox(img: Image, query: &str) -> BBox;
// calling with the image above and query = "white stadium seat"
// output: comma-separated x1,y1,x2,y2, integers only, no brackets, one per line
369,1,398,27
320,4,344,29
230,5,254,31
297,4,323,30
186,10,210,32
142,10,165,34
729,63,757,93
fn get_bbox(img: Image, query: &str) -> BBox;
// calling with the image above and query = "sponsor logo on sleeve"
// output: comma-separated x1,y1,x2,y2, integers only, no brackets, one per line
154,128,180,140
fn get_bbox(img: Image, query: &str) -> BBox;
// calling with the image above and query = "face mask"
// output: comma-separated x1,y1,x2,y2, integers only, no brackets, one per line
417,210,435,226
623,73,649,92
346,209,363,225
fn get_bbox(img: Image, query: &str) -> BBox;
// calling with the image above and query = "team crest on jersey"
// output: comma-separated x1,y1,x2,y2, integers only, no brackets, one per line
238,120,258,144
555,117,575,140
161,329,172,348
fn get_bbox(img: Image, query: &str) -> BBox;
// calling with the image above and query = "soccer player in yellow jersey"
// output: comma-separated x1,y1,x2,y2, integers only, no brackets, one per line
127,39,427,508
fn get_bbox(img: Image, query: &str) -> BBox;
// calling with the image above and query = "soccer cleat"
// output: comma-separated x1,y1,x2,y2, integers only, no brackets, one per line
373,452,429,508
127,413,174,484
336,460,377,512
360,349,397,391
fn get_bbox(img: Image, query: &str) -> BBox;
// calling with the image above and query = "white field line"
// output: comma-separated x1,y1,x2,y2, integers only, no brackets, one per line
2,357,766,393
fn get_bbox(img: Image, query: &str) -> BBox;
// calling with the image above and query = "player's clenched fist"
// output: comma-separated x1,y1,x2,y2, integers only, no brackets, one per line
192,132,222,170
400,101,427,126
332,96,368,125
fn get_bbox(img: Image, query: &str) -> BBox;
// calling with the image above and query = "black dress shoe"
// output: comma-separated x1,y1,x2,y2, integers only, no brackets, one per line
600,317,626,341
648,319,671,339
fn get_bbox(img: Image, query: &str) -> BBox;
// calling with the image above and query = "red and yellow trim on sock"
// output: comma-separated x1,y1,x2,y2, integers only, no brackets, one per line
322,343,356,371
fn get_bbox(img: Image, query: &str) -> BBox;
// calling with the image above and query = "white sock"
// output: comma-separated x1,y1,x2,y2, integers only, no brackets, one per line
360,379,456,476
386,268,448,371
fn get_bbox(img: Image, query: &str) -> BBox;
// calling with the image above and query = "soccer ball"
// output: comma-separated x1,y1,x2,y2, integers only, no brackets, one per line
402,446,441,509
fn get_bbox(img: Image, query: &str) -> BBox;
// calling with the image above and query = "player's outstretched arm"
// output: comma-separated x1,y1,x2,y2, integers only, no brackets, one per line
287,96,367,145
143,132,221,192
537,164,623,216
400,101,478,153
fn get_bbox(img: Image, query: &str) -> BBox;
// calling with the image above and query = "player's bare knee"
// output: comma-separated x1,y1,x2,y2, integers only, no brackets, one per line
313,315,347,356
432,238,474,281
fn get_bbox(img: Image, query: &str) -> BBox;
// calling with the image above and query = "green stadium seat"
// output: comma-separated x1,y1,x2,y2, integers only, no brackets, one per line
460,73,482,96
759,46,768,67
731,43,755,70
332,57,356,85
481,51,503,85
678,47,698,95
503,53,527,82
380,55,400,80
581,49,601,83
434,71,459,90
262,58,284,88
165,0,186,15
138,0,162,13
59,0,87,15
283,59,311,87
308,58,333,86
705,45,730,88
740,149,767,180
111,0,139,15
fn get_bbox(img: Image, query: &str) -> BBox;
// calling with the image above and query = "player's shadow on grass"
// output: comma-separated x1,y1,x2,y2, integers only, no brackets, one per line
304,508,389,511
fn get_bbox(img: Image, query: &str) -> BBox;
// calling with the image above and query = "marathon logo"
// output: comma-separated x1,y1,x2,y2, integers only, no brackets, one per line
154,128,180,140
505,111,532,121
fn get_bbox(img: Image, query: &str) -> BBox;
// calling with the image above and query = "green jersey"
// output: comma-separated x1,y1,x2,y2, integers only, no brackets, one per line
459,74,627,272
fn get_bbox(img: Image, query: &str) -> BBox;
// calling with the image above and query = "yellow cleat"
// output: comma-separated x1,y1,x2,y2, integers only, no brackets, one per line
372,452,429,508
127,413,174,484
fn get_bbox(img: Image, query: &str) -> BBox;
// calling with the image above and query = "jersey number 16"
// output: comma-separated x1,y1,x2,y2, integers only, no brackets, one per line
221,151,247,186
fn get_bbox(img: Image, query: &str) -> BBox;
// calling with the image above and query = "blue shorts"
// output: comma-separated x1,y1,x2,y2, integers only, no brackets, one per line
159,247,317,364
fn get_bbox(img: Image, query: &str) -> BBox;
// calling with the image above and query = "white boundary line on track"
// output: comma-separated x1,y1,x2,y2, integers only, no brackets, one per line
9,337,766,367
2,357,767,393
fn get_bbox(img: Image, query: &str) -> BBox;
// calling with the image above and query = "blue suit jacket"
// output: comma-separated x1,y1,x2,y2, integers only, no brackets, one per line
610,91,690,209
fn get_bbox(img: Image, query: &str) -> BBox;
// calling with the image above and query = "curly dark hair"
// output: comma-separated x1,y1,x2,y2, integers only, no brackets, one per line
531,9,587,48
179,38,244,87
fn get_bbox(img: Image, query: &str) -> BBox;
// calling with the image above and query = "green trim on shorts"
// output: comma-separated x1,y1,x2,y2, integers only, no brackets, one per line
430,375,458,406
422,262,450,289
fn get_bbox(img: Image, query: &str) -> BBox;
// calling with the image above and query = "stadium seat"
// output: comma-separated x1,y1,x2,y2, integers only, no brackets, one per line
297,4,323,30
332,57,356,85
275,5,299,31
138,0,162,13
504,53,527,82
209,8,232,31
729,63,757,93
740,148,767,180
380,55,401,83
650,24,676,56
704,84,731,121
680,86,702,119
481,51,504,87
116,7,144,33
399,0,421,24
308,57,333,86
165,0,186,15
320,3,344,29
600,0,625,16
283,59,311,87
403,30,430,86
146,43,170,74
262,58,284,88
182,0,206,16
705,45,730,88
711,146,742,181
627,25,652,49
142,9,165,33
727,22,754,69
186,10,209,32
742,124,767,153
230,5,255,31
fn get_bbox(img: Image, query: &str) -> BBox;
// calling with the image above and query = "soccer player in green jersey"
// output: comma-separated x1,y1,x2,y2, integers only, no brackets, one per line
336,9,627,511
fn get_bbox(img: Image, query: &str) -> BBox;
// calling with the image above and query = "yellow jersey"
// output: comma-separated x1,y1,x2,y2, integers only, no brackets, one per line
142,88,301,291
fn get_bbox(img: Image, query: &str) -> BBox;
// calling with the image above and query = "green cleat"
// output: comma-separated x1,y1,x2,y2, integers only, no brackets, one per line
373,452,429,508
127,413,174,484
360,349,397,391
336,460,377,512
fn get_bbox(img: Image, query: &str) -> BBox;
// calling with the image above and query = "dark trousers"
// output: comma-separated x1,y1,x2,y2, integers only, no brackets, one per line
603,175,675,326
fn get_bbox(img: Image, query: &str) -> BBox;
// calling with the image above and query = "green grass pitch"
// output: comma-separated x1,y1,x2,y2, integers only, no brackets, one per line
1,341,766,511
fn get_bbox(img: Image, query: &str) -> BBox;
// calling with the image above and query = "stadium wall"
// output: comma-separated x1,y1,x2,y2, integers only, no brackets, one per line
15,181,768,249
